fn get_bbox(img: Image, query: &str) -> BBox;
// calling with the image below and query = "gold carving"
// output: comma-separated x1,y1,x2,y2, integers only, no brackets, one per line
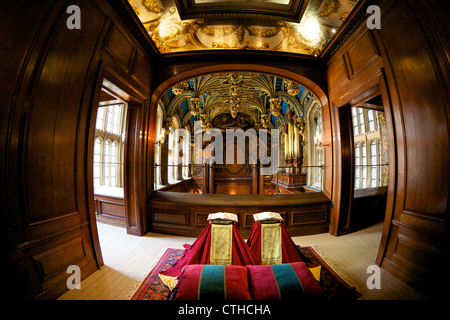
339,11,350,22
129,0,360,55
319,0,341,17
170,72,318,133
141,0,163,14
172,81,188,96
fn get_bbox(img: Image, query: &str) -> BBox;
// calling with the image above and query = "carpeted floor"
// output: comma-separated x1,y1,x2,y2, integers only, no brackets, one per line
58,221,426,300
129,246,361,300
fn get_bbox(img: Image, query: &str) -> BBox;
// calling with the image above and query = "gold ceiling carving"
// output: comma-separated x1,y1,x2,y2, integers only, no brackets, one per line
162,72,317,131
141,0,164,14
128,0,361,56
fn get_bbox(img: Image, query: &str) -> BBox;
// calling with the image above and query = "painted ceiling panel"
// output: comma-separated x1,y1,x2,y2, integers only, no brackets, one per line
128,0,361,56
161,72,317,130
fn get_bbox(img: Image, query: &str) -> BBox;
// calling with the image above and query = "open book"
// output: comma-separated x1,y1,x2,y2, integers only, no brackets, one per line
207,212,238,222
253,212,284,222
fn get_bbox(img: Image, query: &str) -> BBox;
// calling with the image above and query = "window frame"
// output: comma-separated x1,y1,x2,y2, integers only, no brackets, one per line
355,143,360,189
361,142,367,188
358,108,365,135
370,140,377,188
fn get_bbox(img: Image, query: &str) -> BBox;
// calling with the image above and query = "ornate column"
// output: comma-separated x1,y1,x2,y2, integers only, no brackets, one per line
298,119,306,171
293,116,299,159
293,116,299,173
284,125,289,162
298,129,304,166
290,132,294,173
285,111,294,173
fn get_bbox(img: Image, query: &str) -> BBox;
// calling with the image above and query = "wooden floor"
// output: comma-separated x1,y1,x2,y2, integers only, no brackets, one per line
58,221,426,300
292,224,426,300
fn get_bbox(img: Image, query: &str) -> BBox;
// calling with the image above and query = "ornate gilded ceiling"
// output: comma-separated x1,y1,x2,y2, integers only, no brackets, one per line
128,0,361,56
159,72,317,131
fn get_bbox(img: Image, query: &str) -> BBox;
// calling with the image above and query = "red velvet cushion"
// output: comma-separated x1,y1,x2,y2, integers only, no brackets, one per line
175,264,252,300
247,262,325,300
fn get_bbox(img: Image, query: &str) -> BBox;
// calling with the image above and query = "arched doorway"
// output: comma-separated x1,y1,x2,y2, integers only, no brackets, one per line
148,64,331,196
146,65,333,237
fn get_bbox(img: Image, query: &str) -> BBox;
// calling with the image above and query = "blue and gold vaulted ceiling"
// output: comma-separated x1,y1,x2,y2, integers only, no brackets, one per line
128,0,360,56
159,72,317,130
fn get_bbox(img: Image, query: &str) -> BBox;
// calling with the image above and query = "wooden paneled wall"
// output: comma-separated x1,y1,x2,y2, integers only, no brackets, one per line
0,0,152,299
326,0,449,296
94,195,126,227
149,192,331,238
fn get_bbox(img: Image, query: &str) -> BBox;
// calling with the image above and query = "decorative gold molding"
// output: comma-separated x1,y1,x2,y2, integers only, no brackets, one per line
128,0,361,56
141,0,163,14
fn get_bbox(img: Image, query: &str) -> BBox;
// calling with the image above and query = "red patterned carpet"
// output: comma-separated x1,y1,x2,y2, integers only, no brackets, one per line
130,246,361,300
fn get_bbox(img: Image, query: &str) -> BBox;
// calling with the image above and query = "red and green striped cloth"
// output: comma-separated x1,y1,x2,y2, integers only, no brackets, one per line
247,262,325,300
174,262,325,300
175,264,251,300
